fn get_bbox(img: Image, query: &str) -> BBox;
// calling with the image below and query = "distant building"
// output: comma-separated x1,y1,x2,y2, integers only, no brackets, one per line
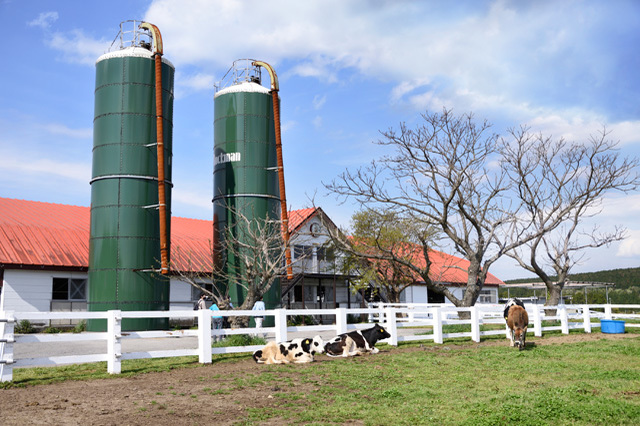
0,197,502,320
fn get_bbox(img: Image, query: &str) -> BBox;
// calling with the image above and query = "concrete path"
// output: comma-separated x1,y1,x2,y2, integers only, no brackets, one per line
12,326,431,367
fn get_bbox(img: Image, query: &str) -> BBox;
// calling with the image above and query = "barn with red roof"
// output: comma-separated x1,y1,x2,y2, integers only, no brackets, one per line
0,197,502,319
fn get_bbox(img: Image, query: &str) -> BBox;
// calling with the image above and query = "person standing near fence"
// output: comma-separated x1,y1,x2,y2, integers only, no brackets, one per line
209,302,223,342
197,293,207,310
252,297,265,337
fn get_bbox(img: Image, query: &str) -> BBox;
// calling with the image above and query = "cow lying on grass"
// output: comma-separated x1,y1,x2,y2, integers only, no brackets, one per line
504,298,529,351
252,335,325,364
324,323,391,357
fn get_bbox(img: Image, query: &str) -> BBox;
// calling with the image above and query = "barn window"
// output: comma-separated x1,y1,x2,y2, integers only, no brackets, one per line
52,278,87,301
317,247,335,262
191,283,214,301
293,245,313,260
478,289,495,303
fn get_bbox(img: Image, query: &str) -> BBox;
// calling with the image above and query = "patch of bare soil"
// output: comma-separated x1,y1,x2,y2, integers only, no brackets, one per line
0,332,637,425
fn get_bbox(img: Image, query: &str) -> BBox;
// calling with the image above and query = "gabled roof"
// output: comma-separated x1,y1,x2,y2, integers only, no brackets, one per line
0,198,89,269
287,207,316,234
287,207,337,235
352,239,503,286
418,248,503,286
0,198,503,286
0,197,311,273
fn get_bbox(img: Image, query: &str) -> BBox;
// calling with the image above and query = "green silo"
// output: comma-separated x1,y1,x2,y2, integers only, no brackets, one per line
88,22,174,331
213,61,281,321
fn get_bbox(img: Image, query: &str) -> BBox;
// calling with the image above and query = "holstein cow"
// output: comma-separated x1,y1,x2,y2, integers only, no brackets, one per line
505,300,529,351
503,298,525,321
325,323,391,357
253,335,325,364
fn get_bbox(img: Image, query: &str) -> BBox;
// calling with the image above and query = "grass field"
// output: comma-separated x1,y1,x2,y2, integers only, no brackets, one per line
3,332,640,425
244,337,640,425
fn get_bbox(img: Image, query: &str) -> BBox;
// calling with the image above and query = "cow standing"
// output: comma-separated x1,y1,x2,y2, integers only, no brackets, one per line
506,305,529,351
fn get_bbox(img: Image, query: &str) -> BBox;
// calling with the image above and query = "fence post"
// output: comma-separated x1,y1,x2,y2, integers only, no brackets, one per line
532,306,542,337
604,305,612,320
582,305,592,333
274,309,288,343
384,307,398,346
197,308,212,364
0,311,15,383
432,307,443,344
471,306,480,343
560,306,569,334
107,310,122,374
336,308,348,335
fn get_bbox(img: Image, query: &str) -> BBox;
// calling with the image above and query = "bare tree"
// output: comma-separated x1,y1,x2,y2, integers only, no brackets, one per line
326,109,542,308
170,242,232,309
338,208,428,304
172,205,305,327
501,126,640,305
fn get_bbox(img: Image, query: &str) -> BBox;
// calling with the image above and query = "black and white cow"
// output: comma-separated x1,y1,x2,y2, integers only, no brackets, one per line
503,298,525,321
253,335,325,364
324,323,391,357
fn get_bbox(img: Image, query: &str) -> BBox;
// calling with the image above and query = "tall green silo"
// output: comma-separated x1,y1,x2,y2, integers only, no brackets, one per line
213,60,281,321
88,21,174,331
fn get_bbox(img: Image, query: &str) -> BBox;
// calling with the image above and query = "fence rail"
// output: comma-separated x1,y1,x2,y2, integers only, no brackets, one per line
1,303,638,382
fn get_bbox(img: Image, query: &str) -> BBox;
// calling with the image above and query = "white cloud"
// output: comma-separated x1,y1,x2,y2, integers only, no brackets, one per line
43,123,92,139
312,115,323,129
142,0,637,135
312,95,326,110
27,11,58,29
47,29,110,66
617,229,640,257
175,72,215,99
0,151,90,182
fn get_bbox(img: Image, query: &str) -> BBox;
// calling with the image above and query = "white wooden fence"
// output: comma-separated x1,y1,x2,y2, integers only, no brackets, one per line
1,303,638,382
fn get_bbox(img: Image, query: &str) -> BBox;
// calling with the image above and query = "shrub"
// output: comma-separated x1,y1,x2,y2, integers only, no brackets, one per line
73,320,86,333
287,315,316,326
14,319,35,334
347,314,364,324
212,334,266,348
43,327,62,334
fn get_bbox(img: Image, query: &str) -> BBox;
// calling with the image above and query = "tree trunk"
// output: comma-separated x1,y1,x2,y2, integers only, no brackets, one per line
544,283,563,316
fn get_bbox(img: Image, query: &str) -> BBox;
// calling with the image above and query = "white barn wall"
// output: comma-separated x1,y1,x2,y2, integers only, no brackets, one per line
2,270,88,317
401,285,428,304
2,270,204,315
400,285,498,305
169,279,194,310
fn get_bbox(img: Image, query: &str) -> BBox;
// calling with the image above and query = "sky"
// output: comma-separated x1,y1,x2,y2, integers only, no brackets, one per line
1,0,639,280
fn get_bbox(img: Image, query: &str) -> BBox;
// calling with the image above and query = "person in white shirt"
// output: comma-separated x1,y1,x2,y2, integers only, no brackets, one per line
252,297,266,337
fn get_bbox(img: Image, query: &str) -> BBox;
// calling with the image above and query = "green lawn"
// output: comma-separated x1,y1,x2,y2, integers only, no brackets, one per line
4,332,640,425
247,336,640,425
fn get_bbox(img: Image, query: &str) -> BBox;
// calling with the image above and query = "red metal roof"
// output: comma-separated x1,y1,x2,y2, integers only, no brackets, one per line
0,198,502,285
0,198,89,269
417,247,503,286
349,240,503,286
0,198,215,272
287,207,316,233
0,198,314,273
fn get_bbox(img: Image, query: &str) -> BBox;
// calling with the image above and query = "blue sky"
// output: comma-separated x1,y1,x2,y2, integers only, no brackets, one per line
1,0,639,279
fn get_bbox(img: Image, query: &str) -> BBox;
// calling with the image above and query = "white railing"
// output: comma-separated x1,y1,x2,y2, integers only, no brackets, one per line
1,304,638,382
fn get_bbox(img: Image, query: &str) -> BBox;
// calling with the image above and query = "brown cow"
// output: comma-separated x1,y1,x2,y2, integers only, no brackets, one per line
507,305,529,351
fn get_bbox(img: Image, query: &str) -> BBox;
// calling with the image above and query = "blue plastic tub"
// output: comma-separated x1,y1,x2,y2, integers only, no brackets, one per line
600,319,625,334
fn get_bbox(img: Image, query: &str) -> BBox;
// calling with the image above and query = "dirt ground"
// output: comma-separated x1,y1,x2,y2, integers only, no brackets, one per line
0,332,637,426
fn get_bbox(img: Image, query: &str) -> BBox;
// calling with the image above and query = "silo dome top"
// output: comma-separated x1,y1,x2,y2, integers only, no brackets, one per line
96,20,173,67
214,81,270,98
95,46,174,67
